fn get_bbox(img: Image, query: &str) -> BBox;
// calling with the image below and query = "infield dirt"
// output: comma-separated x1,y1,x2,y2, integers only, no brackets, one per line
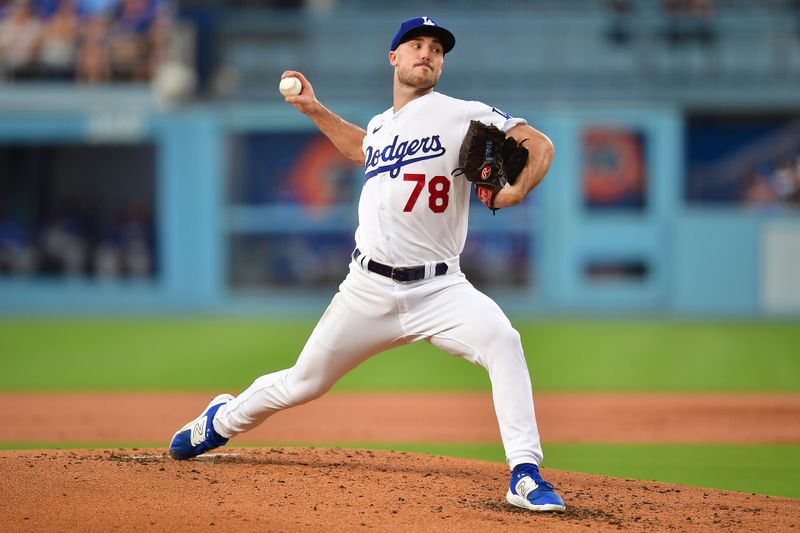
4,392,800,443
2,447,799,532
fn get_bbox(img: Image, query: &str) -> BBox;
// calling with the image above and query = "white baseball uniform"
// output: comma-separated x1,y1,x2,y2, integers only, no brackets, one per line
213,91,544,469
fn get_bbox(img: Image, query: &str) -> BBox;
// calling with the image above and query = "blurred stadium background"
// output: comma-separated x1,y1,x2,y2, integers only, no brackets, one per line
1,0,799,316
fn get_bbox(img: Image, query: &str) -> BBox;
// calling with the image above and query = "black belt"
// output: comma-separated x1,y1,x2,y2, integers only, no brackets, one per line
353,248,448,283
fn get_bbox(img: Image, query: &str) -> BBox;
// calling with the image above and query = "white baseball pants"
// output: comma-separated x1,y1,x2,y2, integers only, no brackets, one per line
213,261,543,469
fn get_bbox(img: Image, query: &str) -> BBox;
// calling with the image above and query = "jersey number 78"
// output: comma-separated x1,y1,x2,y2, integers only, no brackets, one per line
402,173,450,213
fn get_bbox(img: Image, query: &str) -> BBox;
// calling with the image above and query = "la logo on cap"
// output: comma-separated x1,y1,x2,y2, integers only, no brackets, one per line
422,16,435,26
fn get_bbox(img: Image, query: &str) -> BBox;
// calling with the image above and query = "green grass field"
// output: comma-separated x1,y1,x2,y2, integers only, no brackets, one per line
1,318,799,498
1,318,799,391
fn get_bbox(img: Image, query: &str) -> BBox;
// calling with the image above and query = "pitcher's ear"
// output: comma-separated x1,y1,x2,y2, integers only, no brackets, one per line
389,51,398,66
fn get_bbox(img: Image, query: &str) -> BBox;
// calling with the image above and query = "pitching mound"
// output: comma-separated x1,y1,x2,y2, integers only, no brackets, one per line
2,448,798,532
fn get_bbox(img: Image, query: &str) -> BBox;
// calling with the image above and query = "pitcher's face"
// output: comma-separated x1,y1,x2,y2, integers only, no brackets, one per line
390,35,445,90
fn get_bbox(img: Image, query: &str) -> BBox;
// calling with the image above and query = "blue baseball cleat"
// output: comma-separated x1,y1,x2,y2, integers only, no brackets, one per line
506,463,566,512
169,394,234,460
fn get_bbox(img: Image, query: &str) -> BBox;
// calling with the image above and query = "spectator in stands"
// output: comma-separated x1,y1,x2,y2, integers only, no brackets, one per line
0,216,36,276
774,155,800,206
92,228,122,280
119,198,154,277
0,0,44,79
109,0,168,81
0,0,171,83
76,10,111,82
741,165,779,207
38,217,87,277
38,0,79,79
740,153,800,208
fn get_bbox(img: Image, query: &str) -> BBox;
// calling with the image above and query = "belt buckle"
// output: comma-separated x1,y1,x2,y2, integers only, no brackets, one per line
390,266,410,283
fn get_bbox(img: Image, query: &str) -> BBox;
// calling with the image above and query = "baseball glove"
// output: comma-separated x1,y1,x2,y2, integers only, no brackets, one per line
452,120,529,212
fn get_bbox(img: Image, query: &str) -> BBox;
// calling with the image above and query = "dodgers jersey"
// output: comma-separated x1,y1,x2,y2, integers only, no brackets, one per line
357,92,526,266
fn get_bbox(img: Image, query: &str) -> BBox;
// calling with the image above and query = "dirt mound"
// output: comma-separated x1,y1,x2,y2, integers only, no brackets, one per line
1,448,797,532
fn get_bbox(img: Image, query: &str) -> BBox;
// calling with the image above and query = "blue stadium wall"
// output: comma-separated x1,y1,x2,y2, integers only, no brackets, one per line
1,99,797,317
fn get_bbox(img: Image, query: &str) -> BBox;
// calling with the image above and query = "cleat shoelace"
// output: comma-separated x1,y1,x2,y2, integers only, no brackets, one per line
516,468,555,491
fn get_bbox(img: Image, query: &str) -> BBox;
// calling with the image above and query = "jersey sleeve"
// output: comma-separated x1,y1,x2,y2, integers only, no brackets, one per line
466,101,527,133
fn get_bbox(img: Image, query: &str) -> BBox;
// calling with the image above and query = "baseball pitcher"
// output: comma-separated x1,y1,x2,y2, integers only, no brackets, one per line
169,16,565,512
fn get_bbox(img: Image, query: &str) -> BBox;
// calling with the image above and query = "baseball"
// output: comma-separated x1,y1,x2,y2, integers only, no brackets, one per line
279,76,302,97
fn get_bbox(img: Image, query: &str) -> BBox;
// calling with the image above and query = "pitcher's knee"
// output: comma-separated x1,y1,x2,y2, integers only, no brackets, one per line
483,326,525,365
495,326,522,353
468,326,523,367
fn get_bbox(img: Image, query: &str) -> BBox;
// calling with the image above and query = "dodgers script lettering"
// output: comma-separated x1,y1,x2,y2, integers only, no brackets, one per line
364,134,446,179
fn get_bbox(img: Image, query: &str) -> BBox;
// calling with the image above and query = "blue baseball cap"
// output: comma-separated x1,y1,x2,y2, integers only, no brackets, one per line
390,16,456,54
